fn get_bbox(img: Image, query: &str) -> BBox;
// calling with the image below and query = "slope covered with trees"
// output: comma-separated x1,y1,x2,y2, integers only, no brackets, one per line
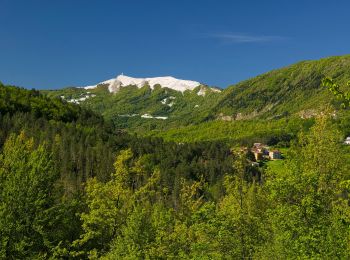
1,55,350,258
57,115,350,259
42,55,350,142
43,84,222,132
2,111,348,258
213,55,350,120
0,83,242,258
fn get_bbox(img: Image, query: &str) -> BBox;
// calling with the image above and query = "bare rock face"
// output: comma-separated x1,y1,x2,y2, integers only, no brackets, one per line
217,113,234,121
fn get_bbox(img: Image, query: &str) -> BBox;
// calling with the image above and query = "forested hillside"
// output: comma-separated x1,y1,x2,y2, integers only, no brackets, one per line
147,55,350,142
43,55,350,142
2,55,350,258
1,74,350,258
213,55,350,120
44,84,222,132
3,0,350,257
0,83,246,258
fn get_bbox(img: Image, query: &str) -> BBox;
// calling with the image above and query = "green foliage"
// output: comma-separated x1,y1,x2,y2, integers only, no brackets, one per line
0,83,103,124
102,115,350,259
2,58,350,258
323,77,350,108
0,132,57,258
214,55,350,119
262,114,350,258
148,116,308,144
42,55,350,144
72,149,163,258
213,152,269,259
44,84,222,132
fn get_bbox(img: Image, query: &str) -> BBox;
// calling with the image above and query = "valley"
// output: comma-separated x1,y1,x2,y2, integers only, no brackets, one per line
1,54,350,258
3,1,350,258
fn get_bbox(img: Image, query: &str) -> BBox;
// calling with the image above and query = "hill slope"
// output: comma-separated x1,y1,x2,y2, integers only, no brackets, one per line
147,55,350,142
0,83,103,124
44,76,222,131
212,55,350,120
43,55,350,137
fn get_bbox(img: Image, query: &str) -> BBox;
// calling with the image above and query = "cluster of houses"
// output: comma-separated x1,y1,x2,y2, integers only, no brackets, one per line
240,136,350,166
251,143,282,161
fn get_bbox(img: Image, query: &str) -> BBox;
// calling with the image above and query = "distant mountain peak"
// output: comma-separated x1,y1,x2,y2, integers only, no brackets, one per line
84,74,202,93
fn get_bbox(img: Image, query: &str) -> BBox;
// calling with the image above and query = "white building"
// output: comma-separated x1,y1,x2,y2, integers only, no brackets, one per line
269,150,281,160
344,137,350,145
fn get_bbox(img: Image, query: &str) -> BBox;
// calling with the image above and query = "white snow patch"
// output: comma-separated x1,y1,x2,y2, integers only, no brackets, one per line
161,97,175,107
84,78,115,89
141,113,153,119
211,88,221,93
79,96,88,101
197,87,207,96
197,86,221,96
83,74,201,93
141,114,168,120
66,93,96,104
118,114,139,117
67,99,79,104
154,116,168,120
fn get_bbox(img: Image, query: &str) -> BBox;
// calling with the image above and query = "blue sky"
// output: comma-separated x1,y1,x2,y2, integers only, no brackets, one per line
1,0,349,89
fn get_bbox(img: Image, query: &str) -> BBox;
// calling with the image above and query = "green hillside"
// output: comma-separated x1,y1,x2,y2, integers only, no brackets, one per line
2,56,350,259
0,83,103,124
212,55,350,120
42,55,350,142
148,55,350,142
147,117,312,144
43,84,222,131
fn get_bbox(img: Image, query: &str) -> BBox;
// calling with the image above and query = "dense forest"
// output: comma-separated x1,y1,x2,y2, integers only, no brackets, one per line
1,80,350,259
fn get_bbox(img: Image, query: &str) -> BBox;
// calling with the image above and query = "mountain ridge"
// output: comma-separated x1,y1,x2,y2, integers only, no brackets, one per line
42,54,350,135
211,54,350,121
83,74,222,94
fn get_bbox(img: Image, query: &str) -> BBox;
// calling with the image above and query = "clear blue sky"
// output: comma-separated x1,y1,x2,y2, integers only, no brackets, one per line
1,0,349,89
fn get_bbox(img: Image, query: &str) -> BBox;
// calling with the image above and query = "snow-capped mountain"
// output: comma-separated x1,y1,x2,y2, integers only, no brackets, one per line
84,74,202,93
52,73,223,124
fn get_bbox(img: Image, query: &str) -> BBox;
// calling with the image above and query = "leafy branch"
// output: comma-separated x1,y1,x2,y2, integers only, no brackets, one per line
322,77,350,108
